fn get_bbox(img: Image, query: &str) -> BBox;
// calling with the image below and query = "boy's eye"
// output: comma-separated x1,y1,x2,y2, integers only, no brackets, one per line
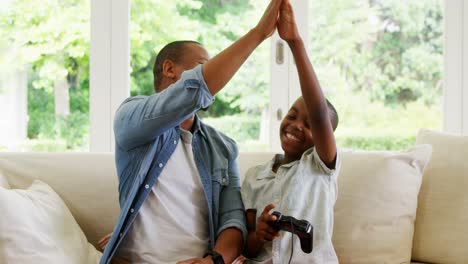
287,114,295,120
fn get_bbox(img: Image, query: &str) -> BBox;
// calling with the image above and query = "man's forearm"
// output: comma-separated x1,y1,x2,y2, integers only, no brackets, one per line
202,29,264,96
214,228,243,263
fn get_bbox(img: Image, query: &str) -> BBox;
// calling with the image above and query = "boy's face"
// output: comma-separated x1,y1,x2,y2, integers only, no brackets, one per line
279,97,314,159
173,43,209,81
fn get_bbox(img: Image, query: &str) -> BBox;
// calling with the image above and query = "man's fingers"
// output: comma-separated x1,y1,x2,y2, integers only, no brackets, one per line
98,233,112,250
233,255,246,264
176,259,197,264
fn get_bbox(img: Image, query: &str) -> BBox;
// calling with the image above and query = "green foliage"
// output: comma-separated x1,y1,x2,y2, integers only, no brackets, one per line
310,0,443,106
27,71,88,150
337,135,416,151
202,115,260,143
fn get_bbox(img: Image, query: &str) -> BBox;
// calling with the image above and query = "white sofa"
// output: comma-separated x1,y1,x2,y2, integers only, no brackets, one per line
0,129,467,264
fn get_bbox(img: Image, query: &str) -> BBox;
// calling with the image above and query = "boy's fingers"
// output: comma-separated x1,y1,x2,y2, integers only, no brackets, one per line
264,233,278,241
267,226,279,235
262,204,275,215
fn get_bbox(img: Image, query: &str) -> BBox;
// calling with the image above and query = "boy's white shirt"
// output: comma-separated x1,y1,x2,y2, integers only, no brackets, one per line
242,148,341,264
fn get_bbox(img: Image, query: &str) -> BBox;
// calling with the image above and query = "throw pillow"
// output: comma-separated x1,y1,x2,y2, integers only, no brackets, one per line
0,180,102,264
332,144,432,264
412,129,468,263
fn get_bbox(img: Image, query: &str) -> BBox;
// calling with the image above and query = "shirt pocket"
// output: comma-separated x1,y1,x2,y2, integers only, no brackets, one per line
212,168,230,186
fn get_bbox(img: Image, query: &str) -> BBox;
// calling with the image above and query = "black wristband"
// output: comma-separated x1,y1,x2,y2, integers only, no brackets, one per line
203,249,225,264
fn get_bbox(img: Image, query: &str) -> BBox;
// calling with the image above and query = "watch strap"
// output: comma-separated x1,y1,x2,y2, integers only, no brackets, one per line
203,249,225,264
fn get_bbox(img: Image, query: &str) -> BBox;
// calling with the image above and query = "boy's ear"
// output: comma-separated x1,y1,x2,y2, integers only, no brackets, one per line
162,59,177,80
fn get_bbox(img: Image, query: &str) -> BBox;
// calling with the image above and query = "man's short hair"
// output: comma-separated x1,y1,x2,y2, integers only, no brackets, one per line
153,40,201,92
326,99,339,131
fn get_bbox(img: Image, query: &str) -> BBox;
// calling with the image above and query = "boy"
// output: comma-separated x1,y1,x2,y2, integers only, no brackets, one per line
241,1,340,263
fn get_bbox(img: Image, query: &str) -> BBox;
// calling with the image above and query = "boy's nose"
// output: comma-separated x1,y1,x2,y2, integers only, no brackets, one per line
293,123,303,132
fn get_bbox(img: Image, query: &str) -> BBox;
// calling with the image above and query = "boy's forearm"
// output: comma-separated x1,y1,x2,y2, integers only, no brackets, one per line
202,28,265,96
244,231,265,258
288,38,328,120
288,38,337,165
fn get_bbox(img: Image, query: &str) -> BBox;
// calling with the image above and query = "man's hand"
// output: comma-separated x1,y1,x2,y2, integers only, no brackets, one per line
98,232,113,251
176,256,213,264
254,0,283,40
277,0,300,43
255,204,280,242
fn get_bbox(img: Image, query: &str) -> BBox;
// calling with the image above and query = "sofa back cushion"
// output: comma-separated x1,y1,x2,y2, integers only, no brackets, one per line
0,170,10,189
237,151,275,182
332,145,432,264
0,152,119,247
412,129,468,263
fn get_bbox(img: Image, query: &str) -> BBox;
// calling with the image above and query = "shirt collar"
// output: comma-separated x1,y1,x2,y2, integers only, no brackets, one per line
256,153,301,180
192,114,207,139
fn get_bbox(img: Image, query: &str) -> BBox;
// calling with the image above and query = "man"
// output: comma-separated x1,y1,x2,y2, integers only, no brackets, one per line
99,1,284,263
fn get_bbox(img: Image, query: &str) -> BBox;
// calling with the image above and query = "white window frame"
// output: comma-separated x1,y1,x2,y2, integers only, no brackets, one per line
269,0,308,152
90,0,130,152
89,0,464,152
444,0,468,135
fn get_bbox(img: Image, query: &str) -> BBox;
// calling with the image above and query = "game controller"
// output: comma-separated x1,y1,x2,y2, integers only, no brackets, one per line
270,211,313,253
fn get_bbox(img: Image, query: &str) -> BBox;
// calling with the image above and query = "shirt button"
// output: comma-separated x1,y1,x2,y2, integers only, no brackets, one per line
119,233,123,238
158,163,163,168
145,184,149,189
222,178,226,184
173,140,177,145
130,208,134,213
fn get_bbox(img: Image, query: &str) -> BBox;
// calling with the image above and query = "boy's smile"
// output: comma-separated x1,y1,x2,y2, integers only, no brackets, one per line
279,97,315,161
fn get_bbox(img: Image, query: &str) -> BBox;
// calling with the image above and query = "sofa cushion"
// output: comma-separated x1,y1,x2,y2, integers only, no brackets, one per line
0,152,119,247
412,129,468,263
0,170,10,189
0,180,102,264
332,145,432,264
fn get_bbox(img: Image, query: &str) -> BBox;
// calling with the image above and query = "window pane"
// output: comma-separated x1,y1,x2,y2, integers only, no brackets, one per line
130,0,271,151
308,0,443,150
0,0,90,151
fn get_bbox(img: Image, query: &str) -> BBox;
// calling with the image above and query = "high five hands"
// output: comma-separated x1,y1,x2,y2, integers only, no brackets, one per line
277,0,300,43
254,0,300,42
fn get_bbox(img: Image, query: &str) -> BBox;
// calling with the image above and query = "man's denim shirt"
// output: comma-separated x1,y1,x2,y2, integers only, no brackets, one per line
100,65,247,264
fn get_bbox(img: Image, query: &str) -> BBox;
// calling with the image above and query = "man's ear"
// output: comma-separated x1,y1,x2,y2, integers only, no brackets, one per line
162,59,177,80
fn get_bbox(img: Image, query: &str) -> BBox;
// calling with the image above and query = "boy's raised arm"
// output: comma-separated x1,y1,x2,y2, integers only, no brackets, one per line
278,0,337,168
202,0,282,96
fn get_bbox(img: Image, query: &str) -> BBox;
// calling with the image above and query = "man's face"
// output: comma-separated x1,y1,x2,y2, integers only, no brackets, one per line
279,97,315,159
173,43,210,81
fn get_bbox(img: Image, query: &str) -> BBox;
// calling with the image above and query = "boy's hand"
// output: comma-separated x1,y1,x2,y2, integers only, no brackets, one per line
277,0,300,43
255,204,280,242
254,0,283,40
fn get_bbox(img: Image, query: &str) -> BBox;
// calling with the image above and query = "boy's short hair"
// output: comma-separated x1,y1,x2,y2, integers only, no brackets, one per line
153,40,201,92
326,99,339,131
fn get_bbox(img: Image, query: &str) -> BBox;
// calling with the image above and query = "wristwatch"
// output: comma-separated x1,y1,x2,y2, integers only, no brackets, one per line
204,249,225,264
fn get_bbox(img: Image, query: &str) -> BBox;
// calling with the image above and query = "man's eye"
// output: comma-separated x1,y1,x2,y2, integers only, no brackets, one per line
287,115,295,120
